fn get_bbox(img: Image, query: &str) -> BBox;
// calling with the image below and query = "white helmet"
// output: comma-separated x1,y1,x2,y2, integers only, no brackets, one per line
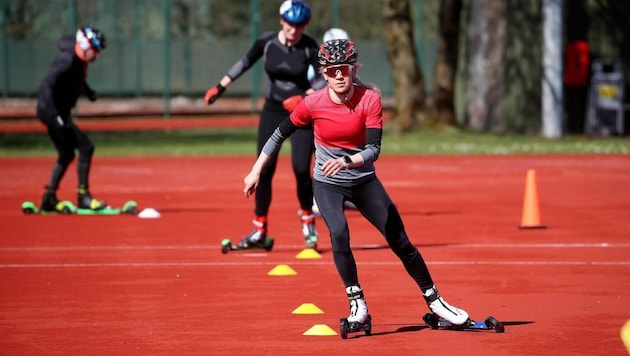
323,28,350,43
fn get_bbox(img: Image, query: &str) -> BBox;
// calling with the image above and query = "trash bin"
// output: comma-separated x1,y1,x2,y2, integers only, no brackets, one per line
585,59,625,136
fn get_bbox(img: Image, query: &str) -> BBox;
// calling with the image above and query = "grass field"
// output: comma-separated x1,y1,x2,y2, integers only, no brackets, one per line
1,126,628,156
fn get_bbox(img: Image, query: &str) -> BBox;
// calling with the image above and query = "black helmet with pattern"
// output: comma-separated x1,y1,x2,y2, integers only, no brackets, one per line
318,39,358,66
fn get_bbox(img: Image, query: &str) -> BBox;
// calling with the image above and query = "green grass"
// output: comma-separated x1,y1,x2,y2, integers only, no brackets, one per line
0,127,628,156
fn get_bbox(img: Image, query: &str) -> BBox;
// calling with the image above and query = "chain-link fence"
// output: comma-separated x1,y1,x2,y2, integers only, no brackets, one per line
0,0,439,103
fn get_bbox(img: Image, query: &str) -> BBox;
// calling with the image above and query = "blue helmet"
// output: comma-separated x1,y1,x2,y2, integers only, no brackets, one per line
79,26,106,52
279,0,311,26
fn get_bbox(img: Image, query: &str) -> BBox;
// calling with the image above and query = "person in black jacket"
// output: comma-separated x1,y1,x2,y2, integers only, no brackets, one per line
37,26,108,212
204,0,325,249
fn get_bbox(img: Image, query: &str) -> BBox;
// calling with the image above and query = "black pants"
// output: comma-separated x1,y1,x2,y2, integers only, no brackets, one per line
313,177,434,292
564,86,588,134
41,115,94,190
254,99,314,216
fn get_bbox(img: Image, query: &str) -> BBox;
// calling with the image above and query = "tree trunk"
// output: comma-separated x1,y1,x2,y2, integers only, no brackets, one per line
467,0,505,132
382,0,425,132
426,0,462,127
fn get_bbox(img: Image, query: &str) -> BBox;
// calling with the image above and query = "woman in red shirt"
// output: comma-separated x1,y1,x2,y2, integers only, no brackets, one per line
243,39,470,331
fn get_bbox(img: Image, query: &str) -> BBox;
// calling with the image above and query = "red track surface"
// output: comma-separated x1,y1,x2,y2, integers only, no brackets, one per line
1,119,629,355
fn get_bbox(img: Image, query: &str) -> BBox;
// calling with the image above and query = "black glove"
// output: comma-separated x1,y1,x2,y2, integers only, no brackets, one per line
85,89,97,102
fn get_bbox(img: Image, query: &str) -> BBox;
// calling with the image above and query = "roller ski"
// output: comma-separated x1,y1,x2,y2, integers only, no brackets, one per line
423,313,505,333
23,189,74,214
22,195,138,215
74,200,138,215
339,286,372,339
74,188,136,214
421,284,503,332
222,218,274,253
221,238,274,254
339,314,372,339
22,200,138,215
298,209,319,250
21,200,75,215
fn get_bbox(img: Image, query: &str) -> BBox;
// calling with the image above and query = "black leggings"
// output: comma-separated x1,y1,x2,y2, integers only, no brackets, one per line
254,100,314,217
313,177,434,292
42,117,94,190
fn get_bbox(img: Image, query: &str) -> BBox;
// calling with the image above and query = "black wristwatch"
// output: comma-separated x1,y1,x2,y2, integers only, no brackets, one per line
343,156,352,166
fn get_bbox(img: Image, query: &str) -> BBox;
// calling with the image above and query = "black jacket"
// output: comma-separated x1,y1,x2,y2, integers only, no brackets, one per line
37,35,94,120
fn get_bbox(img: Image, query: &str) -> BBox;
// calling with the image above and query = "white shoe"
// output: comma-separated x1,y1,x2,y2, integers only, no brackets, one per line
346,285,369,324
424,285,469,325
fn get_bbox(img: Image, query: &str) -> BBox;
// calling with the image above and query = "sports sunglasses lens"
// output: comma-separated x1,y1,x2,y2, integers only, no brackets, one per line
325,65,350,77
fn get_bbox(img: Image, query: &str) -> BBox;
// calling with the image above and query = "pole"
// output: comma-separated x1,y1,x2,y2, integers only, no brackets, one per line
1,0,8,99
250,0,260,113
133,0,142,98
162,0,171,117
69,0,77,32
542,0,563,138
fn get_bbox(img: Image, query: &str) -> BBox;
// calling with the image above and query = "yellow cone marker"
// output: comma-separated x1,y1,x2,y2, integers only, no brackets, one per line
292,303,324,314
303,324,337,336
622,319,630,353
267,264,297,276
296,248,321,259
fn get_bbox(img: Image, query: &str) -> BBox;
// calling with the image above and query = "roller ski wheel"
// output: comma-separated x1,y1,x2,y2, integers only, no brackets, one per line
221,238,274,254
21,201,38,215
423,313,504,333
57,201,75,214
304,235,318,250
339,314,372,339
122,200,138,215
484,316,505,333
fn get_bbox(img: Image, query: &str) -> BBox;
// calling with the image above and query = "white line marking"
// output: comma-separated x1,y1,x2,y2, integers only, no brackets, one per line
1,242,629,252
0,261,628,269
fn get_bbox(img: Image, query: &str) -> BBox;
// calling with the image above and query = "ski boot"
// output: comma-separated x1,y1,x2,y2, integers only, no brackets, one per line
40,188,72,213
423,285,470,326
339,285,372,339
77,187,109,210
239,216,267,247
298,209,318,249
41,189,60,212
221,217,274,253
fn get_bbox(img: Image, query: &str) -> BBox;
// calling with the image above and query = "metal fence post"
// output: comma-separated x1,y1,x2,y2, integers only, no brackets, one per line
1,0,7,99
162,0,171,117
133,0,142,98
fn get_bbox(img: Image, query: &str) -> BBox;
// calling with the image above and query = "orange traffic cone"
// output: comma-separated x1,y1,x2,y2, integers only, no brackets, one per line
518,169,546,229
